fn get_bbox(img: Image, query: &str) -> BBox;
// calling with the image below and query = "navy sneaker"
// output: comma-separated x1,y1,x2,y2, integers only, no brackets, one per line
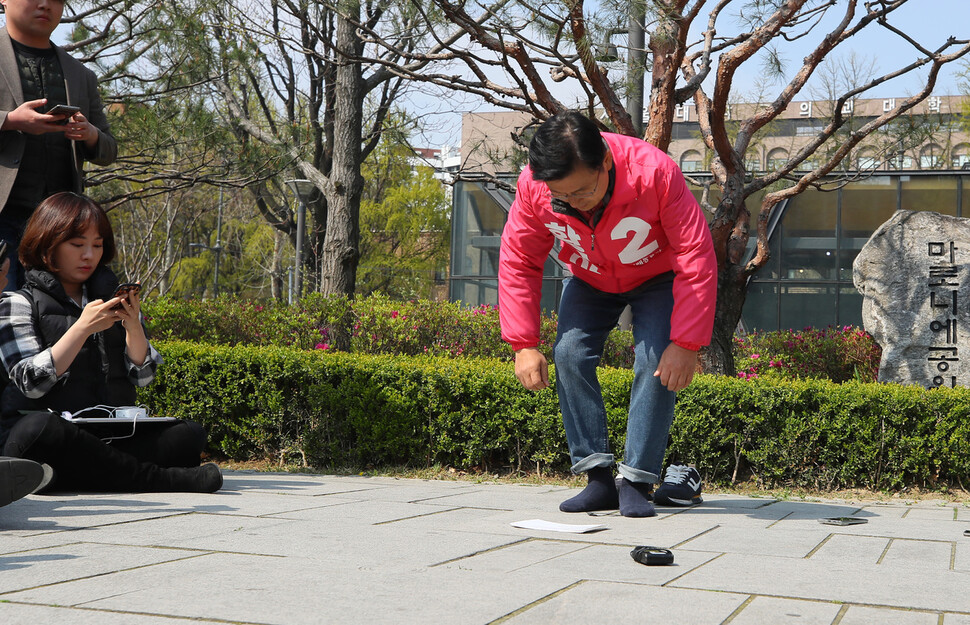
1,457,51,508
654,463,703,506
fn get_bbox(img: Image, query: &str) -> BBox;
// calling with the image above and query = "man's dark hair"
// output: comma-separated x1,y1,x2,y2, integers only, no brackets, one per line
528,111,606,181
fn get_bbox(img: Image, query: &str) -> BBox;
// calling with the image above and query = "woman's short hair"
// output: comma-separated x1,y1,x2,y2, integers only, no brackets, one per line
19,192,116,272
528,111,607,181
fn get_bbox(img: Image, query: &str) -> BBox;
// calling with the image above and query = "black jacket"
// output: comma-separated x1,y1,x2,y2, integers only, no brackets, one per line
1,267,135,419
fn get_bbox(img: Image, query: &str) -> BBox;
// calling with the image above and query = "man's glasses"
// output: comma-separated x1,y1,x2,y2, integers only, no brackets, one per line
546,167,603,201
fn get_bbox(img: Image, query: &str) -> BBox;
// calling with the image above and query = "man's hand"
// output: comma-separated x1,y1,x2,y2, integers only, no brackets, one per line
1,99,71,135
654,343,699,392
514,347,549,391
64,112,99,148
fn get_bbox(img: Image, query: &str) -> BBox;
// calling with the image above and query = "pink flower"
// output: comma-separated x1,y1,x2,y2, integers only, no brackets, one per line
391,311,400,319
315,342,330,350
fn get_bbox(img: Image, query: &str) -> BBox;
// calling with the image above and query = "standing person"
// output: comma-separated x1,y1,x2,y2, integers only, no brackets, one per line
499,111,716,518
0,192,222,494
0,0,117,289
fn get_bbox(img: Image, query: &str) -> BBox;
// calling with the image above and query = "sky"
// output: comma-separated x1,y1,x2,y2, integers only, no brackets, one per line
406,0,970,149
31,1,970,151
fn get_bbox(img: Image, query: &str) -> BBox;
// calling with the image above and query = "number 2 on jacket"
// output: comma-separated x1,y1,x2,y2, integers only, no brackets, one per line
612,217,659,265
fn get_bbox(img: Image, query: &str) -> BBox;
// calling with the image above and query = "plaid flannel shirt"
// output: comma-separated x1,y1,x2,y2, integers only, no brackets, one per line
0,289,162,399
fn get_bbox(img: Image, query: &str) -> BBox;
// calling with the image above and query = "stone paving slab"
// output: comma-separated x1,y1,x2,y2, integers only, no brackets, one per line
956,540,970,571
0,493,210,535
670,551,970,613
881,535,955,570
808,533,891,563
838,605,941,624
673,524,831,557
0,542,205,594
2,471,970,624
480,540,722,584
777,516,970,542
503,581,748,623
726,596,843,625
0,603,229,625
4,551,576,625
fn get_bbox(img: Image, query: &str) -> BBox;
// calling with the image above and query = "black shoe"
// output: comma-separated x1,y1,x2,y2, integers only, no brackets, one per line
0,457,49,507
654,463,703,506
161,463,223,493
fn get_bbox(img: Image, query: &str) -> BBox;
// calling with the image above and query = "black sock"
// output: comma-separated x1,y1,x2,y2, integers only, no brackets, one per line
559,466,618,513
619,478,656,518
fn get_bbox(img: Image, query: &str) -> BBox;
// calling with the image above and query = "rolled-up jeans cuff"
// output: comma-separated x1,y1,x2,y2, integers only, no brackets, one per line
617,463,659,484
571,453,614,475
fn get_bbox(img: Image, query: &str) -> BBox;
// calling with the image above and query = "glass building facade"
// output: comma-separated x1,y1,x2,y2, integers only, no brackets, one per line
449,172,970,331
449,178,564,313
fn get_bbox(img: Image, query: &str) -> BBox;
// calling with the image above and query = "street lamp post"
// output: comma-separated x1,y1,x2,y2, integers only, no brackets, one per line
285,179,314,302
627,6,646,137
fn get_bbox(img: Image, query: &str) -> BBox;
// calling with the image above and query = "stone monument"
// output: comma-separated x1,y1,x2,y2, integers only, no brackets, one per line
853,210,970,387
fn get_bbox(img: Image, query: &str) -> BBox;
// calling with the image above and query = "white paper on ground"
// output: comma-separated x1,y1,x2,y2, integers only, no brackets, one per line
510,519,607,533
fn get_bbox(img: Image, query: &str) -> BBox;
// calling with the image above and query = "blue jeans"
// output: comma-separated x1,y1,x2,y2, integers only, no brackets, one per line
554,274,676,485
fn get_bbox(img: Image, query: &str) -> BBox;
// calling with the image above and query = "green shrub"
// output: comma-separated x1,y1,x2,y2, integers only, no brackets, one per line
671,375,970,490
144,297,883,382
733,326,881,383
143,294,636,368
142,341,577,471
143,341,970,491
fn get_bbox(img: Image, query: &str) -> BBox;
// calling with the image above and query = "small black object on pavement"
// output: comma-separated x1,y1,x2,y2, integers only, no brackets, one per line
631,546,674,566
818,517,868,526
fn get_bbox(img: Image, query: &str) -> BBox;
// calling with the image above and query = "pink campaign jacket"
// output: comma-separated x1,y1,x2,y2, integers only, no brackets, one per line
498,132,717,352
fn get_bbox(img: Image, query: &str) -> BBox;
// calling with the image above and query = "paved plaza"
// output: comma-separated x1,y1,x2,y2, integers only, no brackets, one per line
1,471,969,624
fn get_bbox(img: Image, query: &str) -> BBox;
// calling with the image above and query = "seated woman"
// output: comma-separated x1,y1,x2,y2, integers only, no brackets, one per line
0,192,221,493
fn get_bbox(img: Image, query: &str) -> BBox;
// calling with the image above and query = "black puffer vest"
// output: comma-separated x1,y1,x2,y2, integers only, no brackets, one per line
1,267,135,420
8,41,74,221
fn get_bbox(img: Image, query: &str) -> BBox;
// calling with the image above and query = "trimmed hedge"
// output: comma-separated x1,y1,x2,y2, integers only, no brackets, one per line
141,341,970,490
141,294,635,368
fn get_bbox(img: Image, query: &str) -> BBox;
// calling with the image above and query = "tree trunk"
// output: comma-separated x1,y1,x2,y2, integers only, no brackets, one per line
701,264,747,376
271,230,284,301
644,13,681,150
319,5,364,297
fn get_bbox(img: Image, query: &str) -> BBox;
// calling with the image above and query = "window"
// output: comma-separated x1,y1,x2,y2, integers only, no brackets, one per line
920,144,944,169
951,144,970,169
767,148,789,172
856,149,880,171
888,152,914,170
780,187,838,281
680,150,703,172
900,176,958,216
796,124,824,137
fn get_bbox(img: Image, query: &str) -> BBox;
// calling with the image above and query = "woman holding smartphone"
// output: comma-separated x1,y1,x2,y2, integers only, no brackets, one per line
0,192,222,494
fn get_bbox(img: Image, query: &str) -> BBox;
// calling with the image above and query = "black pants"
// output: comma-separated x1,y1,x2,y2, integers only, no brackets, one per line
1,412,206,492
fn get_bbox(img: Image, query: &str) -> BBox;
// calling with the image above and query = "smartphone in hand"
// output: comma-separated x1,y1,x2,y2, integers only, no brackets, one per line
44,104,80,124
112,282,141,308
